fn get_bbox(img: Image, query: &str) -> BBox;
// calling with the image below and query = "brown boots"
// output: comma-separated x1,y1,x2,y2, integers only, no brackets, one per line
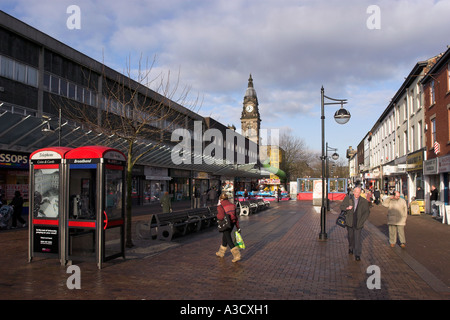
230,246,241,262
215,245,227,258
216,245,241,262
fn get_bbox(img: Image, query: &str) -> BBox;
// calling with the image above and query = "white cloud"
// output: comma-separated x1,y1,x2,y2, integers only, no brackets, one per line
3,0,450,156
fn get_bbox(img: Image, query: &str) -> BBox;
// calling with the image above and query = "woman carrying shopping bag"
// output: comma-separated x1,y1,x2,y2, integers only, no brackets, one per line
215,193,241,262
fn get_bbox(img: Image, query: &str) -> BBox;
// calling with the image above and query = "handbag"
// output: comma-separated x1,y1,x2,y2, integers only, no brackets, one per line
336,210,347,228
235,231,245,249
217,213,231,232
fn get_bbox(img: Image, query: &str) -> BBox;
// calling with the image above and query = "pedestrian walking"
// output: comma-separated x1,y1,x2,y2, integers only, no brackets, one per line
382,191,407,248
160,191,172,213
430,185,439,217
374,188,380,205
215,193,241,262
339,186,370,261
10,191,26,228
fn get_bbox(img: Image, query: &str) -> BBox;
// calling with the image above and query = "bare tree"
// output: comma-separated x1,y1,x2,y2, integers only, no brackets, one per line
279,129,320,180
57,55,199,247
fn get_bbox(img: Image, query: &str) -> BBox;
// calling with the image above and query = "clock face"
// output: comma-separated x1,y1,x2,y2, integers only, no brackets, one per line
246,105,254,112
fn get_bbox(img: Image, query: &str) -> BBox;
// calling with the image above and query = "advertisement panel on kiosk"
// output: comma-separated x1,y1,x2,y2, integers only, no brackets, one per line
28,147,72,264
65,146,126,269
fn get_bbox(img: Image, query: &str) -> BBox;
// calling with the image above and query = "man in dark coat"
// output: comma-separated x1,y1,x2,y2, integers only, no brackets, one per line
340,187,370,261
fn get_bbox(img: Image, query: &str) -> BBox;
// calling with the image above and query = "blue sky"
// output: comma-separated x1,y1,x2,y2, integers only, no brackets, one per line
2,0,450,163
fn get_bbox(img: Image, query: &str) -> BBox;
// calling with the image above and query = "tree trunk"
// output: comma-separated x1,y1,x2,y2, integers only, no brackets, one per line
125,140,134,248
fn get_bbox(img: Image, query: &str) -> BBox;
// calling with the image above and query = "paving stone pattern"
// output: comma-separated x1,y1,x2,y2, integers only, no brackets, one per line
0,200,449,300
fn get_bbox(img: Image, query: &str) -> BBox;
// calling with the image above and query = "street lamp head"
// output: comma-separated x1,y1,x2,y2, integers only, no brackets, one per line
41,122,55,133
334,106,351,124
332,152,339,160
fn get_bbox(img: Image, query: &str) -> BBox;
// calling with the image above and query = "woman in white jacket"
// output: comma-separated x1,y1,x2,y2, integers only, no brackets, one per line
382,191,408,248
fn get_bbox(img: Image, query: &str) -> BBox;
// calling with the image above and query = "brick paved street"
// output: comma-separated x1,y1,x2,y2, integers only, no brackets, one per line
0,199,449,307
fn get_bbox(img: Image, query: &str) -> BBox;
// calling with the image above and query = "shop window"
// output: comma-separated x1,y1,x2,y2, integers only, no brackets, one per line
431,117,436,145
431,80,435,105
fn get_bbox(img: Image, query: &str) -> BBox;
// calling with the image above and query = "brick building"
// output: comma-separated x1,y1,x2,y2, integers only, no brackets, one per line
422,47,450,204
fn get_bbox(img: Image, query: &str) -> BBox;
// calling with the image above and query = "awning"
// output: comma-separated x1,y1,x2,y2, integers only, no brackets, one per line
0,109,267,179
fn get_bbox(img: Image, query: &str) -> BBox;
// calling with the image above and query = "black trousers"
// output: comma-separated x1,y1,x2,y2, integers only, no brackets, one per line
12,210,26,227
221,225,235,249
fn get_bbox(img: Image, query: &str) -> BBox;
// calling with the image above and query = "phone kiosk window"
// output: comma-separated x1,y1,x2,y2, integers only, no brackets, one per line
65,146,126,269
29,147,72,264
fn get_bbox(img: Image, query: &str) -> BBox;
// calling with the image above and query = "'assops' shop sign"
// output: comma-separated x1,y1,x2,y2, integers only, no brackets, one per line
0,151,30,169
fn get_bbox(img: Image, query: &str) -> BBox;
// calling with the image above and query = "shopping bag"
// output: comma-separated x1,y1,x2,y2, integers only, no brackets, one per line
336,210,347,228
217,214,232,232
234,231,245,249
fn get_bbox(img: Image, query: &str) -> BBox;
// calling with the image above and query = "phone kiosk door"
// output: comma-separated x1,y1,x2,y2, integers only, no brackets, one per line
28,147,72,265
65,146,126,269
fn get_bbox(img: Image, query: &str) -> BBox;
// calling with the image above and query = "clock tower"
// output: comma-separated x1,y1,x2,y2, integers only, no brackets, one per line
241,74,261,145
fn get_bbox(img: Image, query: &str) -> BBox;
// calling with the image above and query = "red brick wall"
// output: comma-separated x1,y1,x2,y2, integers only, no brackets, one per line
423,60,450,160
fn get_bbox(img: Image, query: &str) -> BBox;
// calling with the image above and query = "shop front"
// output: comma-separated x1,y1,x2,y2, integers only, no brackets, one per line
169,169,190,201
143,166,170,205
407,150,424,202
383,162,407,196
0,150,30,214
424,158,439,213
364,169,381,191
437,154,450,205
220,176,235,203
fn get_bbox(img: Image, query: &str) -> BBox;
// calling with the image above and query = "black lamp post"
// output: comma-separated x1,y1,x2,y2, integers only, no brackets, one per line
320,86,350,240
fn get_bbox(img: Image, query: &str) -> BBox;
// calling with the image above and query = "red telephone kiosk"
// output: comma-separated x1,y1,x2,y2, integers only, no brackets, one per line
28,147,73,265
64,146,126,269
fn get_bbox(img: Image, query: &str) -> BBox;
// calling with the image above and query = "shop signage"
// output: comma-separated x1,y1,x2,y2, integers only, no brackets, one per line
258,178,280,185
365,172,380,179
383,165,397,175
438,154,450,173
424,158,438,175
145,166,169,180
193,171,209,179
0,150,30,169
406,150,423,172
